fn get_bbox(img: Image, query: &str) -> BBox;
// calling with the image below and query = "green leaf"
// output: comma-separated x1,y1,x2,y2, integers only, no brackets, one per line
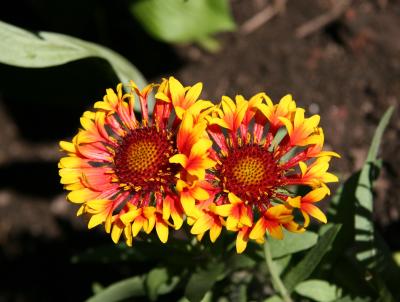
274,255,292,276
269,230,318,258
0,20,147,97
327,107,399,300
85,276,145,302
283,224,341,292
145,268,169,301
354,107,394,267
295,279,342,302
226,253,256,271
394,251,400,266
184,262,225,302
130,0,235,46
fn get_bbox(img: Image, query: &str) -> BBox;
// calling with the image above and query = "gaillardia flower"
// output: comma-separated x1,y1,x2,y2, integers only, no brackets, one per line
186,93,340,253
59,77,215,246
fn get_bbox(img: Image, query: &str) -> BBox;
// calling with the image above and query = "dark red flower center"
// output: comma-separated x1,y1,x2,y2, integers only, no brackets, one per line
219,145,282,202
114,126,178,191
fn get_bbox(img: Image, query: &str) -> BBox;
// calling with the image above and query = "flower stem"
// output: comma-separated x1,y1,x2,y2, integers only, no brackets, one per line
263,241,293,302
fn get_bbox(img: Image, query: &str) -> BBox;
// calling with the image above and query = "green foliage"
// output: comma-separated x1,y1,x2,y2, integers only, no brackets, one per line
283,224,341,292
0,20,146,88
130,0,236,51
294,279,342,302
184,261,225,302
269,230,318,259
354,107,394,267
86,276,146,302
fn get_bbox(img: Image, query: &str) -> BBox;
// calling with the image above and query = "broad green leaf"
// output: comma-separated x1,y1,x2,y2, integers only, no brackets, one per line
283,224,341,292
226,254,256,271
354,107,394,266
130,0,235,47
91,283,104,295
394,251,400,266
295,279,342,302
269,230,318,258
274,255,292,276
264,295,284,302
146,267,170,301
85,276,145,302
0,20,147,97
184,262,225,302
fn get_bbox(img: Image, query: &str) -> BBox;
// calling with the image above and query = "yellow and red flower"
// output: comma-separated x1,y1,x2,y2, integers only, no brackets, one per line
186,93,339,253
59,77,215,246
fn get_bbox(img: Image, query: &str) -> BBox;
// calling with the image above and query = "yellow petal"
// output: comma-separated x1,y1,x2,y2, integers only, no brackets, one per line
249,218,265,240
185,82,203,103
191,214,213,235
156,220,169,243
226,216,239,231
111,224,123,243
279,117,293,136
236,231,248,254
132,217,144,236
287,196,301,208
88,213,106,229
169,154,188,168
214,204,232,217
67,188,97,204
209,223,222,243
303,187,329,203
268,224,283,240
59,141,76,153
227,192,242,205
303,204,327,224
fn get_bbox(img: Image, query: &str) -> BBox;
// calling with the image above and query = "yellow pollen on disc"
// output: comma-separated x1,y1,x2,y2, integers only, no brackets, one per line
232,156,265,186
126,141,158,173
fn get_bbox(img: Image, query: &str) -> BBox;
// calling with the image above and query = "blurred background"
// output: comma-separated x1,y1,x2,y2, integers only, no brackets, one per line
0,0,399,301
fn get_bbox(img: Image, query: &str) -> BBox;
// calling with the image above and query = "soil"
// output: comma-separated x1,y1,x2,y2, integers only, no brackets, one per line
0,0,399,301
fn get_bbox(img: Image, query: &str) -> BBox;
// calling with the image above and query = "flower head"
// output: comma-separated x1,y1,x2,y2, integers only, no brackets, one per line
187,93,339,253
59,77,214,246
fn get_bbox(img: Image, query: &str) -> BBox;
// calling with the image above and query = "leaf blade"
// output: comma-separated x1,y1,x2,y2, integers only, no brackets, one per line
283,224,341,292
0,20,147,89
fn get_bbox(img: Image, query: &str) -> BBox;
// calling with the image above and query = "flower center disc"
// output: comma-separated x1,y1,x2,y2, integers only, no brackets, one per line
220,145,281,202
114,126,177,190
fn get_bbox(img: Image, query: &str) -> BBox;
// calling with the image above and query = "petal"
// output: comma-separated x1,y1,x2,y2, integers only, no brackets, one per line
156,219,169,243
302,203,327,224
302,187,329,203
132,216,144,236
191,213,213,235
227,192,243,205
249,218,266,240
67,188,98,204
287,196,301,208
185,82,203,104
214,204,233,217
111,224,123,243
236,229,249,254
169,154,188,168
209,222,222,243
267,223,283,240
88,212,107,229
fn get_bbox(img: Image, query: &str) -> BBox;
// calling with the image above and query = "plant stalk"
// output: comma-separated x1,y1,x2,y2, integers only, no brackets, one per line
263,241,293,302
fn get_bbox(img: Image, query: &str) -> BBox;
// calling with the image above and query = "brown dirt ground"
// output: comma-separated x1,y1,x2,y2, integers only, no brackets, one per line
0,0,399,301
